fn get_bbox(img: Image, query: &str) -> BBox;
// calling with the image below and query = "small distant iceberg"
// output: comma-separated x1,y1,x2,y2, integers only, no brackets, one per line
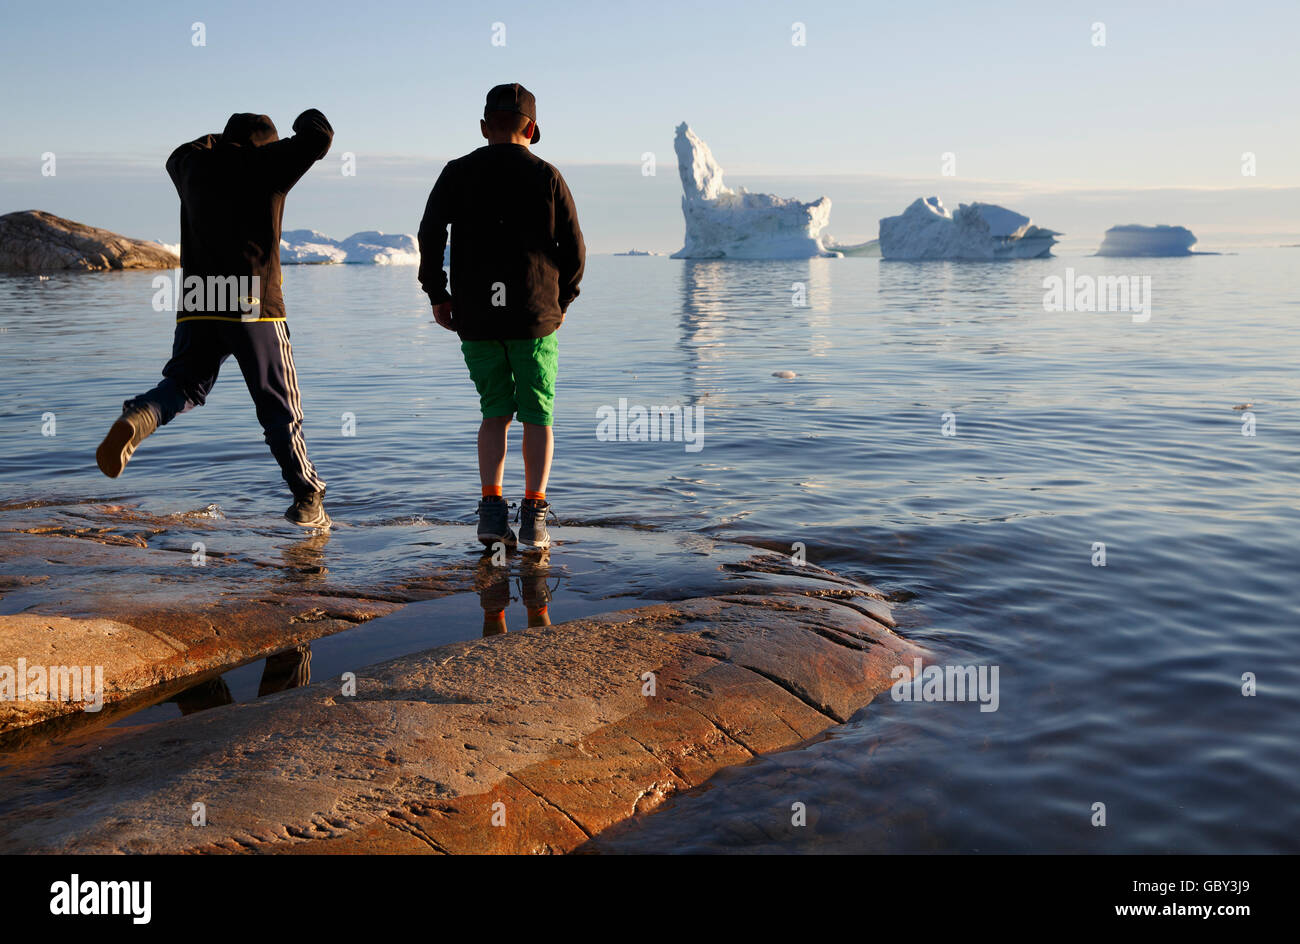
671,123,837,259
879,197,1059,260
1095,224,1204,257
280,229,419,265
614,249,663,256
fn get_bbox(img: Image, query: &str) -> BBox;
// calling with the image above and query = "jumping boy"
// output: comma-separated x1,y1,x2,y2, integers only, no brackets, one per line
418,84,585,551
96,109,334,529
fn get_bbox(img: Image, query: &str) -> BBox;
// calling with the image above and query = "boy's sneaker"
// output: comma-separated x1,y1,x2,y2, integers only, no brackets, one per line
285,490,332,529
477,496,517,547
517,499,554,552
95,404,159,478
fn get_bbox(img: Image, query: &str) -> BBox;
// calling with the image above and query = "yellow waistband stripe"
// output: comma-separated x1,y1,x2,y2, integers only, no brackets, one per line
176,315,287,323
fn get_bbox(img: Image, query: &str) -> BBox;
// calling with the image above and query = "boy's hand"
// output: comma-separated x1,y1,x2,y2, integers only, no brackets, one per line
432,300,455,330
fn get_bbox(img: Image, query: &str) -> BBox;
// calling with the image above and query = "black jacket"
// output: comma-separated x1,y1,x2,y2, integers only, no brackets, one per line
418,143,585,340
166,110,333,322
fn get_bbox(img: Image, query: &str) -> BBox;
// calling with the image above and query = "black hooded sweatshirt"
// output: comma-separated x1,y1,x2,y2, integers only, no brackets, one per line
417,143,585,340
166,110,333,323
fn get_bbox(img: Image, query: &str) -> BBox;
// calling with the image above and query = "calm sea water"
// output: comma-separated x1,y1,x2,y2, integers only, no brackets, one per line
1,252,1297,852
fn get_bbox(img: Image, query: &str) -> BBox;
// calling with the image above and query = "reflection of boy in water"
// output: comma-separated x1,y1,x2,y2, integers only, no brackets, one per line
476,554,553,636
169,645,311,715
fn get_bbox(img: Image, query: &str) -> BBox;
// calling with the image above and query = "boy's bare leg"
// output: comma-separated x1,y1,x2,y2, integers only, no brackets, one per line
522,422,553,496
478,415,512,489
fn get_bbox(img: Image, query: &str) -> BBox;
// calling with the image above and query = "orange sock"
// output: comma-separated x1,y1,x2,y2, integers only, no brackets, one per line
524,490,545,503
482,485,503,499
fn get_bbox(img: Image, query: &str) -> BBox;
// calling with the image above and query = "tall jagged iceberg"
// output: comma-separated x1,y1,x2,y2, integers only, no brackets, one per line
879,197,1059,260
672,123,836,259
1096,224,1198,257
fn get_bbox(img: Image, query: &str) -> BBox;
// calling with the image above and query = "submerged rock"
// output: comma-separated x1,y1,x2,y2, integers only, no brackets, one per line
0,210,179,272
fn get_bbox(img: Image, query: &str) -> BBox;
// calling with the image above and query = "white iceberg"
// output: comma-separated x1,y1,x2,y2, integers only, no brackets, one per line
280,229,420,265
671,123,836,259
1096,224,1198,257
823,237,880,257
878,197,1059,260
280,229,345,264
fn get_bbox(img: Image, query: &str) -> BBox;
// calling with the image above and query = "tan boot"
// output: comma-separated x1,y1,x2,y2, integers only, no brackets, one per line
95,405,159,478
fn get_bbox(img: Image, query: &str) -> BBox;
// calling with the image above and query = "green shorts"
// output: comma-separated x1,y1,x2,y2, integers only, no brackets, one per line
460,334,558,426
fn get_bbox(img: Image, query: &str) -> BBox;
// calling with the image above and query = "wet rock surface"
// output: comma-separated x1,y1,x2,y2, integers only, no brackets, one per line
0,500,466,731
0,500,919,854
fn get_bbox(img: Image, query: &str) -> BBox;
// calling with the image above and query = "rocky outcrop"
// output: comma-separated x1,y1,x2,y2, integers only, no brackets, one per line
0,500,461,736
0,210,179,272
0,499,920,854
0,582,915,855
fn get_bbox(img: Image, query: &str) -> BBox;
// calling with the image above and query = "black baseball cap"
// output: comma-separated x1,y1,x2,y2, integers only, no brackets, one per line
223,113,279,147
484,83,540,144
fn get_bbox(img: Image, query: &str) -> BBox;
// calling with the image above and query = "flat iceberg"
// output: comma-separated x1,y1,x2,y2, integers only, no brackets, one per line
671,123,836,259
280,229,420,265
879,197,1059,260
1096,224,1198,257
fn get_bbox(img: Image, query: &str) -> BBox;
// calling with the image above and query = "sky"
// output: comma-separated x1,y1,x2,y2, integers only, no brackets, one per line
1,0,1297,252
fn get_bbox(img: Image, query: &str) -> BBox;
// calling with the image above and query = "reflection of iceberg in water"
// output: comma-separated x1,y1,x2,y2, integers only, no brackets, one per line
678,261,734,366
875,256,1056,347
677,260,836,379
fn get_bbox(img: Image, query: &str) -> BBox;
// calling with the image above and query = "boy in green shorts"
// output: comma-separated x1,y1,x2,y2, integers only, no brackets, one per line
418,83,585,551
